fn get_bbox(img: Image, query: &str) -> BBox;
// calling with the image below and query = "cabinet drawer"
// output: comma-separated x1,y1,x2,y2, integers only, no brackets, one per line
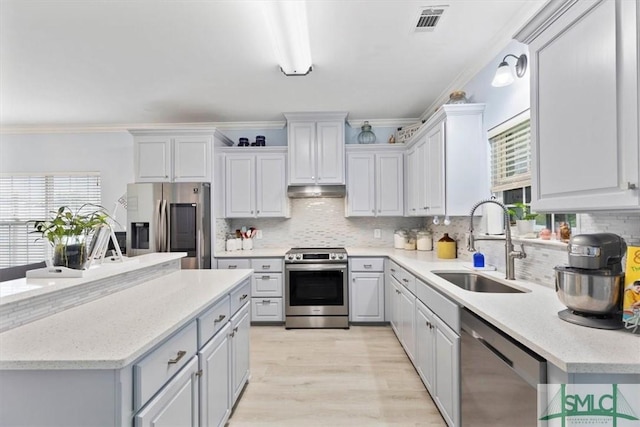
197,295,231,348
251,273,283,297
217,259,251,270
388,260,402,281
251,298,283,322
398,269,416,295
133,320,198,410
250,258,283,272
417,279,460,332
350,257,384,272
230,279,251,315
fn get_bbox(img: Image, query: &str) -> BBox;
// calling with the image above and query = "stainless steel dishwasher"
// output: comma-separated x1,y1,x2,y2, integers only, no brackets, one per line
461,309,546,426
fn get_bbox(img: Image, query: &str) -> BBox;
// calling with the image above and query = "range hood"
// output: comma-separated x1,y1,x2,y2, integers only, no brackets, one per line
287,185,346,198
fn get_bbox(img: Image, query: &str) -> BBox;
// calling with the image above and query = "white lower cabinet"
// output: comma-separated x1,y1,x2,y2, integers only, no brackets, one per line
414,281,461,427
230,302,251,405
134,356,200,427
389,277,401,335
349,257,385,323
199,323,231,427
399,284,416,363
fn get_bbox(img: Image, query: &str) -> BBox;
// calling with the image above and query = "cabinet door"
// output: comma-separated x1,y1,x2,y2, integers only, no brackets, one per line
224,155,255,218
415,138,430,216
174,136,211,182
425,123,445,216
316,121,345,184
346,153,376,216
199,324,231,427
349,272,384,322
434,317,460,427
134,356,199,427
256,154,287,217
230,303,250,405
135,136,172,182
415,300,435,393
405,147,419,216
530,0,639,211
288,121,316,184
389,277,402,336
376,152,404,216
399,285,416,363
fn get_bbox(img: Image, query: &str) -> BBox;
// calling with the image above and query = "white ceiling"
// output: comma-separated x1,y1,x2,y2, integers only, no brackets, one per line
0,0,545,131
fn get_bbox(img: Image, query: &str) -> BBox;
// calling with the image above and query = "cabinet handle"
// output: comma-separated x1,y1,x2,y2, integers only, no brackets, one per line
372,209,375,213
214,314,226,323
229,331,235,337
402,278,409,283
261,275,271,280
234,326,239,332
195,369,203,377
262,265,271,269
165,175,168,178
395,289,401,294
228,265,237,269
240,294,248,301
167,350,187,365
250,210,254,214
628,182,638,190
257,210,260,214
262,299,271,304
390,268,396,272
364,264,372,268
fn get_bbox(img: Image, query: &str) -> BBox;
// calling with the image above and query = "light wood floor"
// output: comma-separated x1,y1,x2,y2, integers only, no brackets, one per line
227,326,446,427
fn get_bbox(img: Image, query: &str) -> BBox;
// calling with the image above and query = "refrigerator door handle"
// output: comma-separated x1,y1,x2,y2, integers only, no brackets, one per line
160,199,168,252
197,228,202,269
154,199,163,251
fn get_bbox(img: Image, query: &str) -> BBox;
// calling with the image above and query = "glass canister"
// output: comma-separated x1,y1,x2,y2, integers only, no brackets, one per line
394,230,408,249
416,230,433,251
405,230,417,251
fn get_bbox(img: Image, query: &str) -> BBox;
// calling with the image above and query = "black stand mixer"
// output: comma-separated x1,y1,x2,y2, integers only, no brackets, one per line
554,233,627,330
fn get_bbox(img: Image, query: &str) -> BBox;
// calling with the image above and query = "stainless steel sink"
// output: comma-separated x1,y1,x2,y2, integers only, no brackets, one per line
433,271,528,293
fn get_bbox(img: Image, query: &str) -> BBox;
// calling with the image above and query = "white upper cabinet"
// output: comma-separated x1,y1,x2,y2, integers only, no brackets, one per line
406,104,487,217
221,148,288,218
516,0,639,211
132,129,232,183
346,145,404,217
285,112,347,185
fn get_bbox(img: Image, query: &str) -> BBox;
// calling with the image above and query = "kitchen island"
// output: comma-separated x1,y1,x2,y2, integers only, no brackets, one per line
0,264,254,426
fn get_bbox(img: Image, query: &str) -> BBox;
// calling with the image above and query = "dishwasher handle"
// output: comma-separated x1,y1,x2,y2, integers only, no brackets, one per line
461,309,546,388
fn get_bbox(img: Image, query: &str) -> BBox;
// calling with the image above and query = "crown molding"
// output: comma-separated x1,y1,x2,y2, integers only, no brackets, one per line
0,120,288,135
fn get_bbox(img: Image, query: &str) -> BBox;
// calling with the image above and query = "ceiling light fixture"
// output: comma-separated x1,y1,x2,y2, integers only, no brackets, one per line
262,1,313,76
491,53,527,87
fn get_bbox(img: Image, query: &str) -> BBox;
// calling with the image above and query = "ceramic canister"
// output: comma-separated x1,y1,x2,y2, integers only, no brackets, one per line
436,233,457,259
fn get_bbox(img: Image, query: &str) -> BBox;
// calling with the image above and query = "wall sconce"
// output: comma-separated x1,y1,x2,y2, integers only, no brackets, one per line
262,1,313,76
491,53,527,87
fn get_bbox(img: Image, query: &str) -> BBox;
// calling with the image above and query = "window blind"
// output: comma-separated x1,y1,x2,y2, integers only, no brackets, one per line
489,114,531,193
0,173,101,268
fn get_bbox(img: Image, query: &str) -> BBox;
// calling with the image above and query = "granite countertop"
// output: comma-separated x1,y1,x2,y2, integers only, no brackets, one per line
215,247,639,374
0,269,252,370
0,253,186,304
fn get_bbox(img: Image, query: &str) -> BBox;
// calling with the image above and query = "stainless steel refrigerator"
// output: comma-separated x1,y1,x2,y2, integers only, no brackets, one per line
126,182,211,269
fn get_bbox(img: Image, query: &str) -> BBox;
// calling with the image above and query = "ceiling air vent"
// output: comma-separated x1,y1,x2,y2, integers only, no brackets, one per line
414,6,447,32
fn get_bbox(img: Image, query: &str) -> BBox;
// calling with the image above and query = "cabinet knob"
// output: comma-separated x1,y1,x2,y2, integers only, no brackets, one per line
628,182,638,190
214,314,226,323
257,210,260,214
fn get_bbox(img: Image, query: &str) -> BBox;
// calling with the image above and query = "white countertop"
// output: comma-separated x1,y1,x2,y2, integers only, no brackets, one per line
0,269,252,370
215,247,640,374
0,253,186,304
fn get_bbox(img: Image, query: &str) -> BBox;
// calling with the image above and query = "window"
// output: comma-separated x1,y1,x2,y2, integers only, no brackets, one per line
489,111,577,236
0,173,101,268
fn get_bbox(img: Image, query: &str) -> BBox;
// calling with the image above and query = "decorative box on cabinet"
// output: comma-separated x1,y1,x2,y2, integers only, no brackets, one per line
346,145,404,217
349,257,385,322
132,129,233,183
515,0,639,211
284,112,348,185
405,104,487,217
219,148,288,218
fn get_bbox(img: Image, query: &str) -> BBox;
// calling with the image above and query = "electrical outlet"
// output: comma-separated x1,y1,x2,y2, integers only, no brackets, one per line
374,229,381,239
256,230,263,240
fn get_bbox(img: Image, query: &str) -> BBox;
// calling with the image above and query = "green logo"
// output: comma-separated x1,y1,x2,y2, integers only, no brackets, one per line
539,384,639,426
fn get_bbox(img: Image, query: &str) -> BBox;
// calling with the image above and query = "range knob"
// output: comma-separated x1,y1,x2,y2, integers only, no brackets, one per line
330,253,336,259
295,254,303,260
337,253,345,260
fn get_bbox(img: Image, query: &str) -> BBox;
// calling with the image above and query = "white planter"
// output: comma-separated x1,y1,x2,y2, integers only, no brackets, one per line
516,220,535,237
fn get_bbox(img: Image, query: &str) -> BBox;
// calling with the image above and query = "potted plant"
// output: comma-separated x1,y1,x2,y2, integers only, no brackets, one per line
31,204,111,270
508,202,538,236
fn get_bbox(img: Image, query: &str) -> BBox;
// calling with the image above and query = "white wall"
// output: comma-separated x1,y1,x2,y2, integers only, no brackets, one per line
0,132,134,229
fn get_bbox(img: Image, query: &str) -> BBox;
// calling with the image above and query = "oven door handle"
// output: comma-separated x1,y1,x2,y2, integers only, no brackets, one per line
285,263,347,271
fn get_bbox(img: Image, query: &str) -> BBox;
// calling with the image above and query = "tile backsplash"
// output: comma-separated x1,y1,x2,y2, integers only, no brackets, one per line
224,198,422,249
217,203,639,290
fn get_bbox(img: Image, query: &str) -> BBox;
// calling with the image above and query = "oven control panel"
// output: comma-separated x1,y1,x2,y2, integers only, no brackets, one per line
285,249,347,263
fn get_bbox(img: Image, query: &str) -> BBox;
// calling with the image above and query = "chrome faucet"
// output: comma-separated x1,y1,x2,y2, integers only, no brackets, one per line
468,199,526,280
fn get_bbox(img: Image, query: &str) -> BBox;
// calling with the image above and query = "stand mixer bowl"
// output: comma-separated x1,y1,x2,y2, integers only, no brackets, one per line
555,266,624,314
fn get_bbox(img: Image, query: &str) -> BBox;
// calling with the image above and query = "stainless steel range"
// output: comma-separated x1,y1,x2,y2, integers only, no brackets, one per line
284,247,349,329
